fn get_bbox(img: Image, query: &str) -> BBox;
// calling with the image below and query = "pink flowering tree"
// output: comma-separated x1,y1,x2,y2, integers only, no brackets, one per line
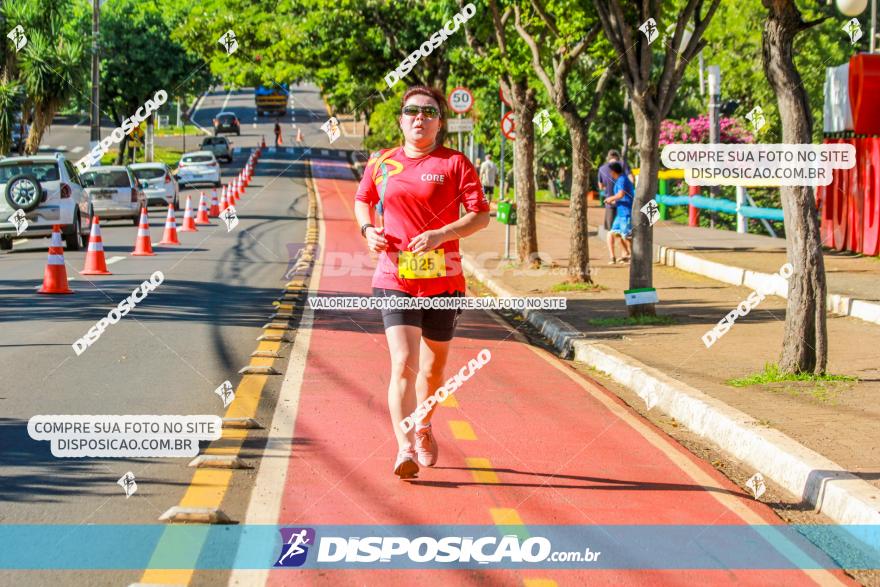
659,115,754,146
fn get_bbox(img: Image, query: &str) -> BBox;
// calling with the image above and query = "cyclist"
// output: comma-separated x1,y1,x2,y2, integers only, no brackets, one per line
354,85,490,479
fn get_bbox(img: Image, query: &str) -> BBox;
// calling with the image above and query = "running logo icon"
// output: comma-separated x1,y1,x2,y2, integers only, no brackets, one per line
9,209,28,236
843,18,862,45
533,109,552,136
218,30,238,54
7,25,27,52
274,527,315,567
639,18,658,44
118,472,137,498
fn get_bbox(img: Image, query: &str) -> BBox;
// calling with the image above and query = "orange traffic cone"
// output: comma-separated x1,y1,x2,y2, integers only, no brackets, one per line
80,216,112,275
231,178,239,202
261,136,266,148
220,188,229,212
131,207,155,256
159,204,180,245
180,195,198,232
37,225,74,294
209,189,221,217
195,192,211,225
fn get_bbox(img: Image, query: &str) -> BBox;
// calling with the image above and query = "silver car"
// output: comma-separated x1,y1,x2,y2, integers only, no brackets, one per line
0,154,91,251
80,166,146,225
176,151,221,188
130,162,179,208
200,136,233,163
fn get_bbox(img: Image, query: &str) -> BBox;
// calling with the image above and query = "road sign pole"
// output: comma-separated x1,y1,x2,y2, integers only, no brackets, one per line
457,114,462,152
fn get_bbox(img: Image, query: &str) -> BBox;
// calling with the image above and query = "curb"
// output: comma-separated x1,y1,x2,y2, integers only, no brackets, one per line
461,252,880,528
653,243,880,327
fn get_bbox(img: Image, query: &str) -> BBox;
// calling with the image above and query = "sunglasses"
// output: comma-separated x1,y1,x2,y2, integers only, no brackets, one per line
401,105,440,119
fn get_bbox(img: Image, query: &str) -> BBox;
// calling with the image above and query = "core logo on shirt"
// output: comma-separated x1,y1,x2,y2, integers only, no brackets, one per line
421,173,445,183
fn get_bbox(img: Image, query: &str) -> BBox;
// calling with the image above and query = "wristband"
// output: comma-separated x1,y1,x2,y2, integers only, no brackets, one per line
360,223,375,238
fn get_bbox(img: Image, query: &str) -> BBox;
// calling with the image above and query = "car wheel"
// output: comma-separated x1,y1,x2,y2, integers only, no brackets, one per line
64,211,84,251
214,181,222,188
237,131,241,136
0,238,12,251
4,174,43,213
132,214,139,226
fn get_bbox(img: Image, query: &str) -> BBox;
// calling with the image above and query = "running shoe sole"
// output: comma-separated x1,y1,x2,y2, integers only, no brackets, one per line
394,458,419,479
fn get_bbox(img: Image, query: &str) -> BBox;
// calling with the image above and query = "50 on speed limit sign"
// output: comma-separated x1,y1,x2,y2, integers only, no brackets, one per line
448,87,474,114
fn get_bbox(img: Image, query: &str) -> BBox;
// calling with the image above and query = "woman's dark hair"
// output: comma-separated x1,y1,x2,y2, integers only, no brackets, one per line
400,85,447,147
608,161,624,175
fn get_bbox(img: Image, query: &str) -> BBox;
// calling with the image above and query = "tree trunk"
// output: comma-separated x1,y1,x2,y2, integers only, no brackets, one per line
762,0,827,373
25,100,59,155
566,121,592,282
508,80,539,264
629,103,660,316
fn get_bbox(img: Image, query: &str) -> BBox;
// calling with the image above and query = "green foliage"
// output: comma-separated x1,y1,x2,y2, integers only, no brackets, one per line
727,363,856,386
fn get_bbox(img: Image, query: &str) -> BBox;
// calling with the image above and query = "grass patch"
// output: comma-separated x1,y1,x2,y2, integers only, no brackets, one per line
550,281,604,292
99,146,184,168
727,363,857,387
588,315,677,327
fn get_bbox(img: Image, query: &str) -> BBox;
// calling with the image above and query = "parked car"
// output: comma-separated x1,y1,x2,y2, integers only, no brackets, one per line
0,153,91,251
80,166,145,225
129,162,179,208
200,136,233,163
175,151,221,188
212,111,240,136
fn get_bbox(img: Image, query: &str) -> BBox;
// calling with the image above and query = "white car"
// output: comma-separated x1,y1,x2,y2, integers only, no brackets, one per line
0,153,91,251
80,166,146,225
130,162,179,208
176,151,221,188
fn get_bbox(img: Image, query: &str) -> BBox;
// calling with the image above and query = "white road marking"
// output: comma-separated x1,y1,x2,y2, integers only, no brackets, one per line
106,256,125,265
71,146,84,154
321,149,329,156
57,145,67,151
220,87,233,112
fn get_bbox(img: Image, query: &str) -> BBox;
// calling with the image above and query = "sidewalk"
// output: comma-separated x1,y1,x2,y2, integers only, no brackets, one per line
235,159,855,585
462,200,880,518
539,202,880,323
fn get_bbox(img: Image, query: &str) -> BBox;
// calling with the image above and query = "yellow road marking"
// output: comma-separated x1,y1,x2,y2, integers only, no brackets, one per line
466,457,499,484
440,393,458,408
449,420,476,440
490,508,523,526
523,580,558,587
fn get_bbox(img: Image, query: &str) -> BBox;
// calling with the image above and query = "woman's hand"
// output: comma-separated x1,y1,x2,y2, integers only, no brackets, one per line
366,227,388,252
407,229,446,254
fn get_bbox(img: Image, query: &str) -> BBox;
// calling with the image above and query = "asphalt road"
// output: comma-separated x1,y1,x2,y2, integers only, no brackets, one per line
0,84,336,586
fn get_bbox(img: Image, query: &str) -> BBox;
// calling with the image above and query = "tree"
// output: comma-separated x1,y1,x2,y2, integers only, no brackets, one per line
4,0,86,154
514,1,612,282
465,0,539,264
761,0,827,373
594,0,721,314
101,0,211,163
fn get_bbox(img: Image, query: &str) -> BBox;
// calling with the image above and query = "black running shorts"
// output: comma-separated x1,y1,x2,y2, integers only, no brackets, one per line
373,288,464,342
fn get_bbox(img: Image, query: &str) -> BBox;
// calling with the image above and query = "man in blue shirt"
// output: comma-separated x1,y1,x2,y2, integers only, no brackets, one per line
597,150,631,263
603,161,634,263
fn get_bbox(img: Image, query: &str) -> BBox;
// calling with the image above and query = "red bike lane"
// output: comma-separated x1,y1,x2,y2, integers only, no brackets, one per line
264,159,853,586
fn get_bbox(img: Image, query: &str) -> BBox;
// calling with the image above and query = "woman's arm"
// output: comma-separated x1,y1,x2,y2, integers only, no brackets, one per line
355,200,387,252
408,210,490,254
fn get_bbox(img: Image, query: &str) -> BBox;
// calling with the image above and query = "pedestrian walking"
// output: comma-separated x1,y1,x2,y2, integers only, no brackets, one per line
274,120,282,146
295,127,303,145
479,154,498,203
354,85,491,479
597,150,632,264
603,161,635,263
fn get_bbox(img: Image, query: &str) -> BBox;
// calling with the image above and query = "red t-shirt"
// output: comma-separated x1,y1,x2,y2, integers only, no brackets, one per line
355,145,489,296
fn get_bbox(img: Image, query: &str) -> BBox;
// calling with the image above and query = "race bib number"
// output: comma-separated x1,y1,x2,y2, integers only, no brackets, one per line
398,249,446,279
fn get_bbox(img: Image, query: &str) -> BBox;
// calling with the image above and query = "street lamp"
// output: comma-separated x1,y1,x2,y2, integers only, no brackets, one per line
89,0,100,147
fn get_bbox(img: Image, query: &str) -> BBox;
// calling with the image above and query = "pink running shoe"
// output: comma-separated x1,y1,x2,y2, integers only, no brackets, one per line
414,424,438,467
394,448,419,479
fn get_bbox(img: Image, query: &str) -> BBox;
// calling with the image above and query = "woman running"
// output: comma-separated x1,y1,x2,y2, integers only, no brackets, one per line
354,85,490,479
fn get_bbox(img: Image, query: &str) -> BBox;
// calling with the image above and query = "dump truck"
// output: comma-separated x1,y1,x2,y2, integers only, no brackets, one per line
255,83,288,116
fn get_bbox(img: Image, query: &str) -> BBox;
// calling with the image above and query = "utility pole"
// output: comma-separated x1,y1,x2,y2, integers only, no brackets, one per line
707,65,721,229
89,0,100,146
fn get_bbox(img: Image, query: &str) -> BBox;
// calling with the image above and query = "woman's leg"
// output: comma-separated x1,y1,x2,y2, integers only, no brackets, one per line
384,324,422,451
415,336,453,424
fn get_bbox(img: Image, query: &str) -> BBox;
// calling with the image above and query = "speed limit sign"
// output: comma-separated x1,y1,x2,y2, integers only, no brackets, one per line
448,87,474,114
